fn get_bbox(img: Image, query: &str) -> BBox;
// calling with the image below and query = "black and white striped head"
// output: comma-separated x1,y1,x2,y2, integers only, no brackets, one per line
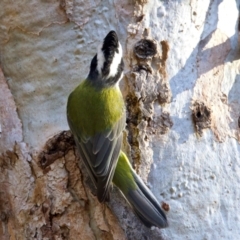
87,31,124,88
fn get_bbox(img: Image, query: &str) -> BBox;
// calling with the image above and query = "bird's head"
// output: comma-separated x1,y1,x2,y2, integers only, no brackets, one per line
87,31,124,88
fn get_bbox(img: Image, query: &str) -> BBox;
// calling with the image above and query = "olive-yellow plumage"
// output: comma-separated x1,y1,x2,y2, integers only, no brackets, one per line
67,80,124,137
113,151,136,191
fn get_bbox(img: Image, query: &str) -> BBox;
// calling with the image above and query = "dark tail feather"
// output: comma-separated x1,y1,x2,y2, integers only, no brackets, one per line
125,171,168,228
114,151,168,228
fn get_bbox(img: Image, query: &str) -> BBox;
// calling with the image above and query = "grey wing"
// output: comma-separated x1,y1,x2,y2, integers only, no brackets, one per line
67,117,97,188
68,112,126,202
74,136,98,188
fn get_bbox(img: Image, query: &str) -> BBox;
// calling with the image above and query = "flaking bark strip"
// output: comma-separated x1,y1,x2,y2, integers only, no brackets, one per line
157,41,171,104
159,40,169,78
38,131,75,170
126,93,142,172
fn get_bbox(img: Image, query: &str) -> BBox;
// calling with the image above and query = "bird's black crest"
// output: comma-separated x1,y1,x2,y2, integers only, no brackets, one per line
87,31,124,88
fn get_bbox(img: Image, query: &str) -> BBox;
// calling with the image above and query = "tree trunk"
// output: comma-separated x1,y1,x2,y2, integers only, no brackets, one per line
0,0,240,239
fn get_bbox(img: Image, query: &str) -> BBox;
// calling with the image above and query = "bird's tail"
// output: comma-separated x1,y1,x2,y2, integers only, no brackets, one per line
113,151,168,228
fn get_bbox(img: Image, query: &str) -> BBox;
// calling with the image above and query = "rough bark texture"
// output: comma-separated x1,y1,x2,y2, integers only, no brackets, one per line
0,127,125,239
1,0,240,239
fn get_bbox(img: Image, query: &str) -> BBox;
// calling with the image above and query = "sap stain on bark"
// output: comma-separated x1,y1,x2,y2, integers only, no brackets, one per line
161,202,170,212
192,101,211,136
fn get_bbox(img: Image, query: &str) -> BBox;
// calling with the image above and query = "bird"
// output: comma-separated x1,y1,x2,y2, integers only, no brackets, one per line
67,30,168,228
67,30,125,202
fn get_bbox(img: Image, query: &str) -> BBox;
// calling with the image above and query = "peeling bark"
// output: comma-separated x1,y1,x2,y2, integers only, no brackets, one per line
0,131,125,240
125,29,171,181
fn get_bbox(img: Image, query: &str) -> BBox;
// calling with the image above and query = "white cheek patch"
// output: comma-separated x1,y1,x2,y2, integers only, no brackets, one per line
97,44,105,74
115,72,124,87
96,42,123,78
107,43,122,78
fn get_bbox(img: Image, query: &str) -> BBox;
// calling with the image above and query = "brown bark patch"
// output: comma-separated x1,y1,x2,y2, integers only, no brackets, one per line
192,101,212,136
38,131,75,170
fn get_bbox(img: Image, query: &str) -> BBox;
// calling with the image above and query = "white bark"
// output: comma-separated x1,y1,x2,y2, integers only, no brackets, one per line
0,0,240,239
